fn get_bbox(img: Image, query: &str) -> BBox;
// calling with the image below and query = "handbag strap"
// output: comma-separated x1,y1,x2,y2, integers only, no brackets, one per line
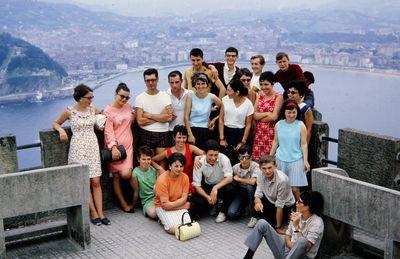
181,211,191,225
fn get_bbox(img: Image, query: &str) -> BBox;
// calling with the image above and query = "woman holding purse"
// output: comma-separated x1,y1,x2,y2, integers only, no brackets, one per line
53,84,110,226
104,82,135,213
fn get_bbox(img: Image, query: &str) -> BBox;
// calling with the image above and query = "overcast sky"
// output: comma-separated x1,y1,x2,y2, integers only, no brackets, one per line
43,0,397,17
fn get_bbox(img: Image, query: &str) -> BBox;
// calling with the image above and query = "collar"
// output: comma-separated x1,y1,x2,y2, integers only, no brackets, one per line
224,62,236,73
167,87,188,98
265,169,277,183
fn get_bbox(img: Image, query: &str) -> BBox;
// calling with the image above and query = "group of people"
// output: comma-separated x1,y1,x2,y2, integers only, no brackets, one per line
53,47,324,258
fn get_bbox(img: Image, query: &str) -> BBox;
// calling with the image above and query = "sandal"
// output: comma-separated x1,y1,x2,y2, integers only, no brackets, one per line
121,207,135,213
101,217,111,225
91,218,102,226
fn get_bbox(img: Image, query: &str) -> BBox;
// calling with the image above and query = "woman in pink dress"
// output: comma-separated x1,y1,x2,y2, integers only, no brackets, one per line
252,72,283,161
104,83,135,213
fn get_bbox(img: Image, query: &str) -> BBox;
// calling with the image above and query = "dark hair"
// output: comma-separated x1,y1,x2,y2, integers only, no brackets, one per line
237,67,252,78
143,68,158,79
259,155,276,165
73,84,93,102
191,72,209,88
304,71,315,84
168,152,187,167
229,79,248,96
115,82,130,94
300,191,324,216
259,71,276,84
190,48,203,58
288,80,307,97
279,98,301,120
173,125,188,138
225,47,238,56
276,52,289,61
138,145,154,158
168,70,183,81
250,55,265,65
237,144,251,155
205,139,220,153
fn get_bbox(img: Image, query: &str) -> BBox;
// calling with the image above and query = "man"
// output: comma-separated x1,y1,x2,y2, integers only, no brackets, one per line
182,48,226,98
275,52,309,97
250,55,265,93
247,155,295,232
166,70,189,145
191,139,234,223
135,68,173,154
244,191,324,259
207,47,240,87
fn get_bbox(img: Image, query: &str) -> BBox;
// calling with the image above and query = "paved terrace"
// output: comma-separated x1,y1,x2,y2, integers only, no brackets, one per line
6,208,272,259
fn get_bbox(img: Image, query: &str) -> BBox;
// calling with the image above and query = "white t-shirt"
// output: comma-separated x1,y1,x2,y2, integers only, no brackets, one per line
135,91,172,132
167,88,189,131
250,74,260,91
222,96,254,128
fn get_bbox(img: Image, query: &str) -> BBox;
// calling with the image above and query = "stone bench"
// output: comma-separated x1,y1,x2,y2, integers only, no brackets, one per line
0,164,90,258
312,167,400,259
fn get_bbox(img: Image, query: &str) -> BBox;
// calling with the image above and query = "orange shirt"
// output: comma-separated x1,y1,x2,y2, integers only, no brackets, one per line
155,172,189,208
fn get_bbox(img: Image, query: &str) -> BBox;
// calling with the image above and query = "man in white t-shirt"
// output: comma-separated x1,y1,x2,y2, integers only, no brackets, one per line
135,68,173,154
166,70,189,145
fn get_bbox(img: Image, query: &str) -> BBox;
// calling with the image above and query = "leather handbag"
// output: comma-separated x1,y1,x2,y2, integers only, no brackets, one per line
101,145,127,162
175,211,201,241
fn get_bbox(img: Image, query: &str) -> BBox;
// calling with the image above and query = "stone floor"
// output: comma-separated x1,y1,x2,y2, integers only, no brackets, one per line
6,208,273,259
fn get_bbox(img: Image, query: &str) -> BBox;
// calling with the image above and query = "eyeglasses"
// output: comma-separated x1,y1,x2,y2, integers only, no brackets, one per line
238,155,251,161
287,90,298,95
145,79,157,83
81,96,94,100
240,79,251,83
118,94,130,100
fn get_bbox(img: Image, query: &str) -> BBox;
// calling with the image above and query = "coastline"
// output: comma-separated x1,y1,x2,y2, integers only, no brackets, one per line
1,62,399,105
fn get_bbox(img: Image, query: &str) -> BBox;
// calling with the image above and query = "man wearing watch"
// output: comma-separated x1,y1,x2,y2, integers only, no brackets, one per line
243,191,324,259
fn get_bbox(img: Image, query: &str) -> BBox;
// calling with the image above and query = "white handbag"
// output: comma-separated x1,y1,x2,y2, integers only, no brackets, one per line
175,212,201,241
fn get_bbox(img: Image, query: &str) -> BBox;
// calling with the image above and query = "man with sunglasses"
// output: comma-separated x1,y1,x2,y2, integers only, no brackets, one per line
135,68,173,155
226,145,260,221
244,191,324,259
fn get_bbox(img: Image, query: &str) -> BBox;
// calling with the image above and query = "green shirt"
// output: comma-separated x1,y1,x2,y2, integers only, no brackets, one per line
132,166,157,208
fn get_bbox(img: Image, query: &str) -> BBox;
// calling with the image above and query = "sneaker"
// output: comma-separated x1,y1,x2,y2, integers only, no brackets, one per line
215,212,226,223
209,200,223,216
247,217,258,228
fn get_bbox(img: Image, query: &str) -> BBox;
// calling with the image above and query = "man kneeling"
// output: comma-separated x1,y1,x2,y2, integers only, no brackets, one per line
244,191,324,259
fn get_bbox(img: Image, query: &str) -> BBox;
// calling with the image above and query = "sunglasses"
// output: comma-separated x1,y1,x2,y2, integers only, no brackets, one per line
238,155,251,161
240,79,251,83
81,96,94,100
118,94,130,100
287,90,298,95
145,79,157,83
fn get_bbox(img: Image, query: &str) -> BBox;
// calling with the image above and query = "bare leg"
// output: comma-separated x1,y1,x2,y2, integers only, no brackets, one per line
89,191,99,219
292,187,301,201
146,205,157,219
167,226,177,235
113,172,130,211
91,177,105,218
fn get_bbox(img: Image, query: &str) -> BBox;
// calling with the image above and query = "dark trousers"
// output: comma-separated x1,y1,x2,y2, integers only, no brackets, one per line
190,182,235,217
227,184,255,219
221,126,245,165
190,127,210,151
252,196,293,227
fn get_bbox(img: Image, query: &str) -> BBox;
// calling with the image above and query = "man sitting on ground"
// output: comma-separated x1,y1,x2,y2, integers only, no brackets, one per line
244,191,324,259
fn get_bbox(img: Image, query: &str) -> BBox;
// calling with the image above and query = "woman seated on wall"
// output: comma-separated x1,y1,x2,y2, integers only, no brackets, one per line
154,152,191,234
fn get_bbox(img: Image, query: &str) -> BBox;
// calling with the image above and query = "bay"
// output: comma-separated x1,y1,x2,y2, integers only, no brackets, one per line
0,64,399,169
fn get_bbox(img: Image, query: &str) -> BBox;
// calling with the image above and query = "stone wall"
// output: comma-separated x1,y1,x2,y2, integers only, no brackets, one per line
338,128,400,190
0,134,18,174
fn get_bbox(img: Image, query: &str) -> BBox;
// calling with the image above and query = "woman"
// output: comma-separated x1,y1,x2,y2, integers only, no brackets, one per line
238,68,257,105
184,72,222,151
152,125,204,193
219,79,254,164
53,84,110,226
252,72,283,161
287,80,314,143
270,99,310,201
154,152,191,234
104,82,135,213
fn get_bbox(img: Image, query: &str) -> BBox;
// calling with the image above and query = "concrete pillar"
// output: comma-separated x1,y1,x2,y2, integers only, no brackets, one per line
0,218,5,259
39,127,71,168
309,121,329,169
338,128,400,190
66,205,91,248
0,134,18,174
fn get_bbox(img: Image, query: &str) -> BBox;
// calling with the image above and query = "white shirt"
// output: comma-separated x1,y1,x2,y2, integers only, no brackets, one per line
250,74,260,91
167,88,189,131
192,153,233,186
232,161,260,187
222,96,254,128
135,91,171,132
223,62,236,85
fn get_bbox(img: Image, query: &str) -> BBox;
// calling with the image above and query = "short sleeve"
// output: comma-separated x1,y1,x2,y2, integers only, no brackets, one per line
246,100,254,116
182,174,190,193
155,175,169,198
305,218,324,245
221,154,233,178
162,92,172,106
134,94,143,108
131,167,138,178
232,163,240,176
192,156,205,187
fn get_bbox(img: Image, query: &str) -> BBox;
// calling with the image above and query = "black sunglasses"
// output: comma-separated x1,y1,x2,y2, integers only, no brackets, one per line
118,94,130,100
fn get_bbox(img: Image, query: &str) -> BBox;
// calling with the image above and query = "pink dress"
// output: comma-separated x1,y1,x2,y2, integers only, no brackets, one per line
104,103,134,172
252,91,281,160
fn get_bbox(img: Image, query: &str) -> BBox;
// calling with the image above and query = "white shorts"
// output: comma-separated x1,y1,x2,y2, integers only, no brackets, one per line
155,207,191,231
